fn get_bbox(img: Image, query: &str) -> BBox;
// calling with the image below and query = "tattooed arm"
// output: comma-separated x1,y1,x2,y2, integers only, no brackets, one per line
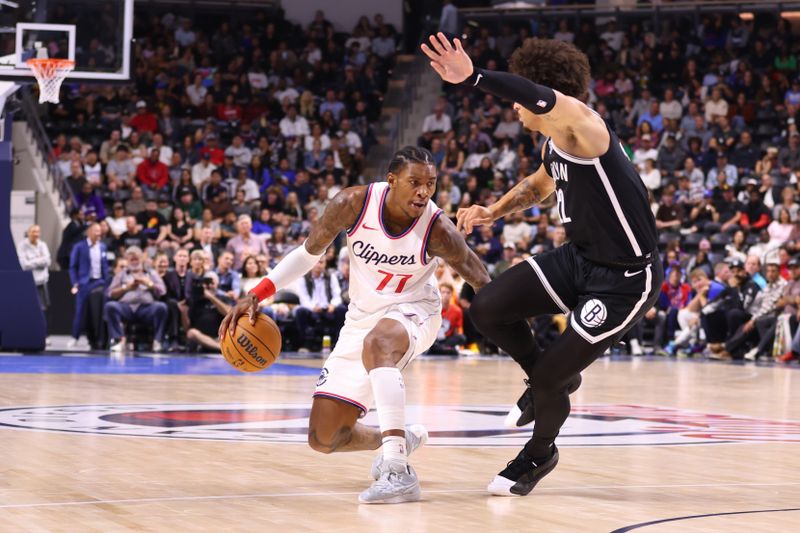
487,164,555,222
428,214,491,291
302,186,366,254
456,163,555,233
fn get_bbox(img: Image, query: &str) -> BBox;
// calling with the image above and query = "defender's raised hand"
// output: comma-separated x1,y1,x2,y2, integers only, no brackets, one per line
421,32,473,84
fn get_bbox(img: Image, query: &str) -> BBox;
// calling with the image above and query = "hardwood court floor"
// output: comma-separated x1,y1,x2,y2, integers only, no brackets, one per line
0,354,797,532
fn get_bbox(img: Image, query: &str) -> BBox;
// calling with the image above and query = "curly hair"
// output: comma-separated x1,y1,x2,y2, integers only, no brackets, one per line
509,38,591,102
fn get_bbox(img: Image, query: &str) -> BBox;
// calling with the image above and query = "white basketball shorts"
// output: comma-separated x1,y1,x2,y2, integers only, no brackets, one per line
313,300,442,415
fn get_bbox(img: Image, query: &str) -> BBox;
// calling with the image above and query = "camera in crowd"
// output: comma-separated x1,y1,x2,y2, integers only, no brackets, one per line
191,271,218,302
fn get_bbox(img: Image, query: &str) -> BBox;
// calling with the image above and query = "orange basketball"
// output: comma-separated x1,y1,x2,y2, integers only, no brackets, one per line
220,313,282,372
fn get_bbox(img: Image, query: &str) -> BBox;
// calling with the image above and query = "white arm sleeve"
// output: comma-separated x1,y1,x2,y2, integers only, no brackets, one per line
254,243,323,298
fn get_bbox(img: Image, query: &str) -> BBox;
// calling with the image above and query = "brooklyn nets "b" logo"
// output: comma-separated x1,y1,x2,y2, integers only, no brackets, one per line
580,299,607,328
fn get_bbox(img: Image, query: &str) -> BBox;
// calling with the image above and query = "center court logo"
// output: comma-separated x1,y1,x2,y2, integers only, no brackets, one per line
0,404,798,447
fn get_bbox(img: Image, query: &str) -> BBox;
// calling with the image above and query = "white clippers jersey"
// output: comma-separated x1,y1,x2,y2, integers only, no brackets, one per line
345,182,443,314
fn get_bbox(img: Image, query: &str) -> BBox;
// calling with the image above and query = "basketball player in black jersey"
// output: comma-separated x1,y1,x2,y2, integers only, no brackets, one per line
422,34,663,496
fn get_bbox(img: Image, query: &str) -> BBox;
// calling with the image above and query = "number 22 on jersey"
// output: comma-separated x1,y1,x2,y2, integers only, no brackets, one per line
375,270,412,293
556,189,572,224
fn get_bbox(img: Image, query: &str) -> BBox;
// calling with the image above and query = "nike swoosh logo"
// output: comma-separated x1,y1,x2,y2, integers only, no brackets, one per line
624,269,643,277
474,73,483,86
362,224,378,231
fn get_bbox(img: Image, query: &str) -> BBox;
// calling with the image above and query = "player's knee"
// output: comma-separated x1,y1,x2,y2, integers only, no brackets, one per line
469,289,494,332
362,324,406,370
362,333,392,369
306,431,333,454
306,424,351,454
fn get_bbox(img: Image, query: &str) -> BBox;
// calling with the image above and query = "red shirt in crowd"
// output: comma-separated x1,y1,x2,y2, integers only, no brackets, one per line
659,280,691,310
781,262,791,281
217,103,243,122
131,111,158,133
136,158,169,189
200,146,225,165
441,302,464,338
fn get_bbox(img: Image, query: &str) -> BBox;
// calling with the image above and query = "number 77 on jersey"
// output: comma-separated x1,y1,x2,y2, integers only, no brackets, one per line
375,270,413,293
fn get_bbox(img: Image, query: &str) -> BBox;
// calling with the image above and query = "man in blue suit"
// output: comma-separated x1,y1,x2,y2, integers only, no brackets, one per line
68,223,109,349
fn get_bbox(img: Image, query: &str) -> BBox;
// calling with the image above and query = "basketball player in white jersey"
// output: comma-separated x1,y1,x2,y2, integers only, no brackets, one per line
219,146,490,504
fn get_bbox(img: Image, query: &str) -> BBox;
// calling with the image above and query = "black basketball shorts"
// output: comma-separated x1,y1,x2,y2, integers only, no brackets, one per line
527,243,664,345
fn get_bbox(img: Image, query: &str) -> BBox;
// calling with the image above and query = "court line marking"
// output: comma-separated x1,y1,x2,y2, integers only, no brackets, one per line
609,507,800,532
1,481,799,510
2,402,799,448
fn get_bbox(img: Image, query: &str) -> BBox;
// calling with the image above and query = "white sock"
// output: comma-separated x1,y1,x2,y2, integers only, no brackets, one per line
369,367,407,465
381,436,406,464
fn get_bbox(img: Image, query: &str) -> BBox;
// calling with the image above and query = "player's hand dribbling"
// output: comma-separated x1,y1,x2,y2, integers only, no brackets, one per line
421,33,473,84
218,294,259,342
456,205,494,234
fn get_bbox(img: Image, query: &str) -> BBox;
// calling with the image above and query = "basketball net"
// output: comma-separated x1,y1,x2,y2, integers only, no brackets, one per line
26,58,75,104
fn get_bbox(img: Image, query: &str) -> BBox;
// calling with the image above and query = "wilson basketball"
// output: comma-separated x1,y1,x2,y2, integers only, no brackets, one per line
220,314,282,372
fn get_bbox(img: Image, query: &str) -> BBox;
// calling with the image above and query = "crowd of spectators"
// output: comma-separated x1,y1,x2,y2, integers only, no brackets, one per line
51,8,398,352
415,13,800,362
44,7,800,363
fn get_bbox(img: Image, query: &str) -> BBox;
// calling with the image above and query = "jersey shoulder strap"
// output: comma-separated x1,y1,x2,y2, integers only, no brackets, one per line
346,182,380,237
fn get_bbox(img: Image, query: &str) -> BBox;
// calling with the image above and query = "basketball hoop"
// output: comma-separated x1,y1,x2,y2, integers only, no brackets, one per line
26,58,74,104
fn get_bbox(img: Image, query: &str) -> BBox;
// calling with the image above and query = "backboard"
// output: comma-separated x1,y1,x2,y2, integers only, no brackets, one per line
0,0,133,82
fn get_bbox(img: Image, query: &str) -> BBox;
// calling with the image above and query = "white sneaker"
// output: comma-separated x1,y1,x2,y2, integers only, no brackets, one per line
630,339,643,356
109,339,126,352
359,461,421,504
66,338,78,350
152,340,163,352
371,424,428,480
744,347,758,361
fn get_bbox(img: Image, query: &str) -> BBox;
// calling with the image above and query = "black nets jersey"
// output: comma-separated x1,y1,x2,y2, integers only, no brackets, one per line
542,127,659,266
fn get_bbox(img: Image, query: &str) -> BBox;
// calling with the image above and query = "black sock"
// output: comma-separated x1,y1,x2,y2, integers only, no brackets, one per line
525,437,554,464
524,438,554,461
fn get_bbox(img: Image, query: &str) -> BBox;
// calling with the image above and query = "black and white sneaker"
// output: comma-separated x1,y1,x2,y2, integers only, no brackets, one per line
504,374,582,428
487,445,559,496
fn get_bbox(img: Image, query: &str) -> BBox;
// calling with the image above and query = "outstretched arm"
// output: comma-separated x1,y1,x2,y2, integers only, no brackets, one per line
427,214,491,291
456,161,555,234
218,186,366,339
421,33,608,157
